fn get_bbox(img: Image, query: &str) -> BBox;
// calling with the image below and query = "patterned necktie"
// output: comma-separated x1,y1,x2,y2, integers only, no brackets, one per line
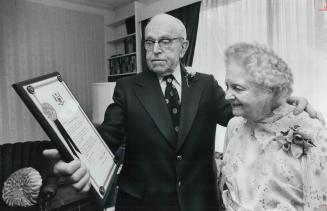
163,75,181,136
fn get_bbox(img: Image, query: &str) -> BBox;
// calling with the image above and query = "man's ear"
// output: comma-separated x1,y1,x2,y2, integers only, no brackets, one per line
179,40,189,58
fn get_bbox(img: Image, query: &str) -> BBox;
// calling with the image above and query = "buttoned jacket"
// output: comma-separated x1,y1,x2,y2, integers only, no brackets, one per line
98,66,233,211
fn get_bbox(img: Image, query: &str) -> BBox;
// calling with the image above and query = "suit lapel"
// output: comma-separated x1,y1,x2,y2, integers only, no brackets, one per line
135,71,176,148
177,67,202,150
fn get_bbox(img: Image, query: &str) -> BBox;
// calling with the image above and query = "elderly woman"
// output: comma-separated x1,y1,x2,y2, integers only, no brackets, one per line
220,43,327,211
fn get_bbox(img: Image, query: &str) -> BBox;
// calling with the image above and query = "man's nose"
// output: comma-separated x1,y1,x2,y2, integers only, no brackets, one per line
153,41,162,53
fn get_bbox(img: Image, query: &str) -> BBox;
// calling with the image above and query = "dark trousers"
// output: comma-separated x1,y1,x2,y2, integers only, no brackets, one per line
115,190,180,211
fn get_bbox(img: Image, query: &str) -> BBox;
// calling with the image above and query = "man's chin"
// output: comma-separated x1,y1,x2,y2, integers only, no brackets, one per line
150,67,169,74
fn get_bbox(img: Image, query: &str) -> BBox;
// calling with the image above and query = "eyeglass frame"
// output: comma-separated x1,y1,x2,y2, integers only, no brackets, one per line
143,37,185,51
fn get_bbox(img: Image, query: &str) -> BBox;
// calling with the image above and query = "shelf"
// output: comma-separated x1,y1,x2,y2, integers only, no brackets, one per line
105,12,138,82
107,15,134,27
108,72,137,82
107,33,136,43
110,72,137,77
108,52,136,60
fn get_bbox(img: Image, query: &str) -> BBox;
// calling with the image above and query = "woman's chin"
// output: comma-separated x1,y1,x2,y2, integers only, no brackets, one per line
231,110,244,117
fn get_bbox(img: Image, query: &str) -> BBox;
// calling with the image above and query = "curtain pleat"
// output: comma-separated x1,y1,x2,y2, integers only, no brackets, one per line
193,0,268,88
0,0,105,144
269,0,324,118
167,2,201,66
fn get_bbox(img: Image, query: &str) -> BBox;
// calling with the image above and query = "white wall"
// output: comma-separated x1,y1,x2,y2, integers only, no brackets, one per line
0,0,113,143
23,0,114,16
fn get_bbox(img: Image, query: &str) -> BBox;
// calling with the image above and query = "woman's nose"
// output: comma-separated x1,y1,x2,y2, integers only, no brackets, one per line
225,89,235,101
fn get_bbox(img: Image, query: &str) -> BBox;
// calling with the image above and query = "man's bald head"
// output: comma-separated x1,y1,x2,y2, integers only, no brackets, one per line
145,14,187,40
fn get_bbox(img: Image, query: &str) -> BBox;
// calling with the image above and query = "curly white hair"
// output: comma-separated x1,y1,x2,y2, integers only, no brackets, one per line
225,42,293,99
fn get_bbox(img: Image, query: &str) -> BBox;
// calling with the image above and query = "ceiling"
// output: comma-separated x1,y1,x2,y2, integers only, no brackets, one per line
59,0,160,10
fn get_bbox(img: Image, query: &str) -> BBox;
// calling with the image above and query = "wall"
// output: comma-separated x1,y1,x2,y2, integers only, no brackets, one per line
0,0,110,143
138,0,200,21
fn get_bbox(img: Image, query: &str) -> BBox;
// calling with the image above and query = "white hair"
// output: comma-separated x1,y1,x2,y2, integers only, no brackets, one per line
225,42,293,98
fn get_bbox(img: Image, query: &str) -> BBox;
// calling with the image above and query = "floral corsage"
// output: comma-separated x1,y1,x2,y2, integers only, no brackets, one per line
184,66,197,87
275,125,316,159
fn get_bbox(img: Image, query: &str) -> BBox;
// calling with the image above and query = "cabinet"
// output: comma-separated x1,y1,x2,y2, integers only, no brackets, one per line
105,2,144,82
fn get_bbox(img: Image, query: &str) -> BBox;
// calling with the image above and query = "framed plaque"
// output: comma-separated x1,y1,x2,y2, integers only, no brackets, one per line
12,72,121,208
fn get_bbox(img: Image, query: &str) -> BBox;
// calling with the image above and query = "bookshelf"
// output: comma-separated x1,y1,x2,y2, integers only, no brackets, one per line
105,1,144,82
107,32,136,44
106,15,137,81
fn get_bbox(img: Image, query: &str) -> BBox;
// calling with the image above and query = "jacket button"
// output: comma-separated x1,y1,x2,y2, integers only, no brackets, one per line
177,155,182,161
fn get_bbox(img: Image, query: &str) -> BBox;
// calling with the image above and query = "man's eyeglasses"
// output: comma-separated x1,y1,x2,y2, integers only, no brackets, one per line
144,37,184,51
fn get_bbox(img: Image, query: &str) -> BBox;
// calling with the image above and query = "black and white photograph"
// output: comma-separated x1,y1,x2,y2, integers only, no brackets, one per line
0,0,327,210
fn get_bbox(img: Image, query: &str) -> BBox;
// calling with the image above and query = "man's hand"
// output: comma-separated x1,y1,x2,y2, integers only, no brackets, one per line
43,149,91,192
287,96,325,125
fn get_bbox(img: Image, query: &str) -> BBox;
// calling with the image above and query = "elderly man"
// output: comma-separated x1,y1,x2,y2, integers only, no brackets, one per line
44,14,322,211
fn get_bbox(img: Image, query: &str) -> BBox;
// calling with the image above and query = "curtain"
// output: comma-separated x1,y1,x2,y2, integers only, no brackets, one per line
193,0,327,152
0,0,105,144
193,0,268,86
167,2,201,66
141,2,201,70
268,0,327,122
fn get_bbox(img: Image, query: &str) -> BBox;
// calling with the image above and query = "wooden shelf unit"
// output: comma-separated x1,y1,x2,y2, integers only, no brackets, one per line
105,2,144,81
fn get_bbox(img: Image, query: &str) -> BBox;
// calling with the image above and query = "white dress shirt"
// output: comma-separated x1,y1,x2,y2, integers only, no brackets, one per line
158,65,182,99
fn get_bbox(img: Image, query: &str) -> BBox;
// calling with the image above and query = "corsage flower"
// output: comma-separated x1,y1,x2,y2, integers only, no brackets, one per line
184,66,197,88
275,125,316,158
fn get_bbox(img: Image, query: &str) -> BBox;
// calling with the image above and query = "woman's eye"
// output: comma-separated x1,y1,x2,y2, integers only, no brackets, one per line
232,85,243,92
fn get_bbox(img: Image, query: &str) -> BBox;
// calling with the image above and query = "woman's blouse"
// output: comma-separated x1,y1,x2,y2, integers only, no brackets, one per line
221,103,327,211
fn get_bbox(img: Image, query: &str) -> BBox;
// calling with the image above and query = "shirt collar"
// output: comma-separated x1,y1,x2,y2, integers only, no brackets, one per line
158,65,182,86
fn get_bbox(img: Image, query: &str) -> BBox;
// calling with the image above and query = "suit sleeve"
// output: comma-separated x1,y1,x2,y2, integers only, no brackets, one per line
97,80,126,153
211,75,233,127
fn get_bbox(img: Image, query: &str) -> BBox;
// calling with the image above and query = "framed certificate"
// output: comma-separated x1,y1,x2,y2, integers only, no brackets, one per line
12,72,121,208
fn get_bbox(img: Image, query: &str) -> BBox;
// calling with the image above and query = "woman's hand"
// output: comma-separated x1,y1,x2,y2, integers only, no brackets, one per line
287,96,325,125
43,149,91,192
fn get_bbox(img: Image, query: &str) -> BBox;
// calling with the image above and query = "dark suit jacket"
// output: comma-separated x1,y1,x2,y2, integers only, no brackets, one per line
97,66,233,211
